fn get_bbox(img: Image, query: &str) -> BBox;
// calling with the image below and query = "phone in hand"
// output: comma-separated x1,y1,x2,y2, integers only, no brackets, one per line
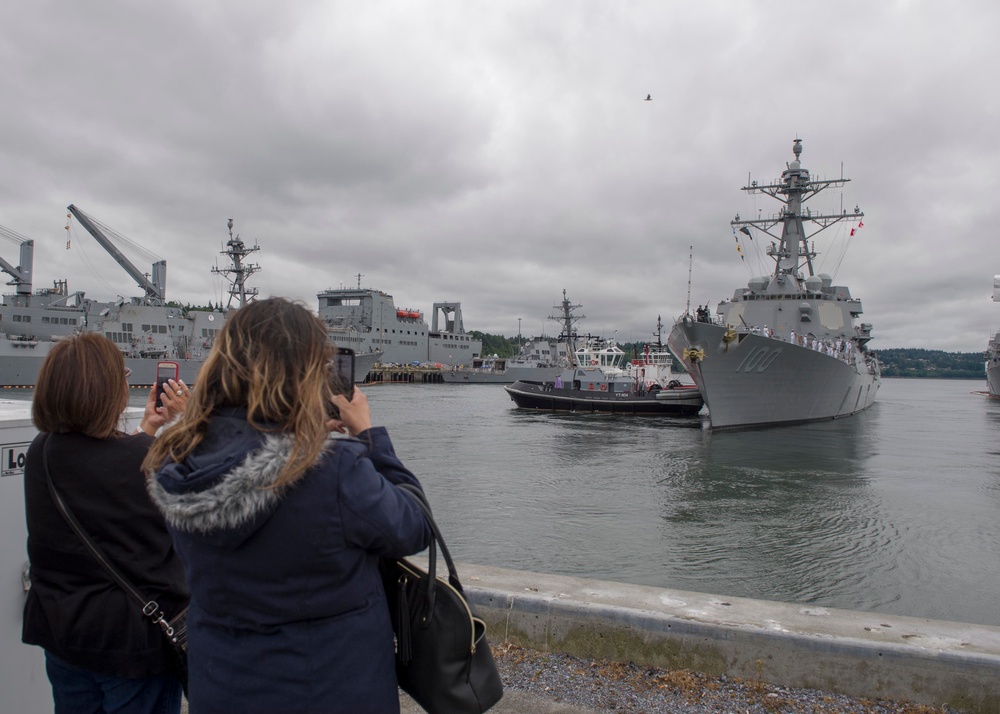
327,348,355,417
156,361,180,408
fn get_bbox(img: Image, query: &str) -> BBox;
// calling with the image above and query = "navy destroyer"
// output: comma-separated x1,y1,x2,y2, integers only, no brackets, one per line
667,139,880,429
987,276,1000,396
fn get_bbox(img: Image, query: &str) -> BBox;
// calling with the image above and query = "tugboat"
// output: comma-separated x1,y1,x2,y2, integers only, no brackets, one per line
667,139,881,429
505,318,704,416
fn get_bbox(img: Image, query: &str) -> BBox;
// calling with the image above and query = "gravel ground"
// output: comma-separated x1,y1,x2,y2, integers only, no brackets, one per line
487,643,961,714
183,641,963,714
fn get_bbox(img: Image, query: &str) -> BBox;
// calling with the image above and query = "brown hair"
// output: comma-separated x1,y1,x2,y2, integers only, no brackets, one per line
144,297,335,489
32,332,129,439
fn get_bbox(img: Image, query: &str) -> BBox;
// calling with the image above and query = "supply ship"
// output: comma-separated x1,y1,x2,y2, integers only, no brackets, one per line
317,283,481,367
667,139,880,429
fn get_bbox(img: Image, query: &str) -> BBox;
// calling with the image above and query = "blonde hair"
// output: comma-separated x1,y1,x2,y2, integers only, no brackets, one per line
33,332,129,439
144,297,335,489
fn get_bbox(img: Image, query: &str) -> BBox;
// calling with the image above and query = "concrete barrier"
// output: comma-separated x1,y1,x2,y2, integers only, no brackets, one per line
459,563,1000,714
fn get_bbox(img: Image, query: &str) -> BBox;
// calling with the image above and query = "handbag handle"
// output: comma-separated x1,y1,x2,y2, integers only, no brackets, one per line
40,434,186,645
397,483,461,585
396,483,465,623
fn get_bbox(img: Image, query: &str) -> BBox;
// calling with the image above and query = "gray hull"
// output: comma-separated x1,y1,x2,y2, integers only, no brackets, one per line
0,342,380,388
440,364,563,384
668,319,880,430
987,360,1000,397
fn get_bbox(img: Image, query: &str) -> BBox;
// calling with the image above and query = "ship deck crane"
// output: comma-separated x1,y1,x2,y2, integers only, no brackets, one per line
67,204,165,306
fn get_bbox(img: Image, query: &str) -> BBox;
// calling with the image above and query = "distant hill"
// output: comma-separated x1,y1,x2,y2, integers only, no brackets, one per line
875,348,985,379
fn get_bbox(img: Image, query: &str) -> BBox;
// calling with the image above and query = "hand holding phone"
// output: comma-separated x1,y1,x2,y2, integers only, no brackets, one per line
156,361,180,408
328,385,373,436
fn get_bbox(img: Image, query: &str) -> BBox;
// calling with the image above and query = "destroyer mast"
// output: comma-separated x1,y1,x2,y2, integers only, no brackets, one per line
212,219,260,310
731,138,863,288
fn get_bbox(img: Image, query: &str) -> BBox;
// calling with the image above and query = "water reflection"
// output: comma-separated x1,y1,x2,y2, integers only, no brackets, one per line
638,414,901,609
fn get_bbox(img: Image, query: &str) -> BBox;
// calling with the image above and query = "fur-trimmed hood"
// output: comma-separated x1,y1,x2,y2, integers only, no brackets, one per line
148,408,299,544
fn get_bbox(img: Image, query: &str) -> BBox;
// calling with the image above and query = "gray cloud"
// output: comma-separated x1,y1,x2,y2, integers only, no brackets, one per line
2,0,998,351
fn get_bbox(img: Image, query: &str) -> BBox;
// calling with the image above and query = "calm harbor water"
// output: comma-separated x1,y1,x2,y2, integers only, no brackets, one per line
14,377,998,627
360,377,1000,628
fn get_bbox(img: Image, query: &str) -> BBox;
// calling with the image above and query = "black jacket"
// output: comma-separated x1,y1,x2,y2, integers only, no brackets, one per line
22,431,189,678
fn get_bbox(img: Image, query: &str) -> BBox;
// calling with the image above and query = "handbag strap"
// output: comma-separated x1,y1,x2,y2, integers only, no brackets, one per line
40,433,184,643
396,483,463,592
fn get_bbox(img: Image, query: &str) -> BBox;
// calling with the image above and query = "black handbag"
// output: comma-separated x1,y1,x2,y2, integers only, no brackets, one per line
382,484,503,714
40,435,189,690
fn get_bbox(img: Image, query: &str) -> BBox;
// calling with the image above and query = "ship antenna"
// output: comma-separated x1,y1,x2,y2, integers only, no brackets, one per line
685,245,693,316
356,273,363,289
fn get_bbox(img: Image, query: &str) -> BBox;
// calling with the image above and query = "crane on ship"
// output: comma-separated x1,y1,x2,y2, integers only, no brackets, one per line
67,204,166,306
0,225,34,297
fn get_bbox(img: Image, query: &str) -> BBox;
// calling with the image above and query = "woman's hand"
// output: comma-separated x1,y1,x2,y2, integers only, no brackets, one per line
328,387,373,436
136,379,190,435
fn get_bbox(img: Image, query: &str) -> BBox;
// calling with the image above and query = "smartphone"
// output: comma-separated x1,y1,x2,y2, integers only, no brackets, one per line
327,348,355,417
331,347,355,394
156,361,180,408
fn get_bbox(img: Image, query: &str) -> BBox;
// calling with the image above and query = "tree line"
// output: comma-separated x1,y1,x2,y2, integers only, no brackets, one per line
874,348,985,379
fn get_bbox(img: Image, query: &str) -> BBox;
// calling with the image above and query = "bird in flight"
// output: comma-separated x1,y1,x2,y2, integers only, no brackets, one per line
645,94,652,101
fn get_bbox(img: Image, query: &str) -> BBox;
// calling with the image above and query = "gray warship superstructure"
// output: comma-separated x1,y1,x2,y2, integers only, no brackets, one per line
986,276,1000,396
440,291,584,383
317,280,481,366
0,207,240,386
667,139,880,429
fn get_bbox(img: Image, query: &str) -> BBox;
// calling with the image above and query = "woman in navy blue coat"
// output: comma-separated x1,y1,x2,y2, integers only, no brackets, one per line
145,298,432,714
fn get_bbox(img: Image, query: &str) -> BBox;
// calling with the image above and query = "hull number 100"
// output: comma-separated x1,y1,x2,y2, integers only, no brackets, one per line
736,347,782,373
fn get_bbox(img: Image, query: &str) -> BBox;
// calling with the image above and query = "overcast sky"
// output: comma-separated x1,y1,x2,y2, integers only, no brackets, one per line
2,1,997,351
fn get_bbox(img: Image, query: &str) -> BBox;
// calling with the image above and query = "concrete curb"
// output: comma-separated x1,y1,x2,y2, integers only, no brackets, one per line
457,563,1000,714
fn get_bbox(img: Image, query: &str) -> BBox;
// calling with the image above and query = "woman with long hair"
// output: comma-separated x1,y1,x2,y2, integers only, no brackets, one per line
23,332,189,713
144,297,431,714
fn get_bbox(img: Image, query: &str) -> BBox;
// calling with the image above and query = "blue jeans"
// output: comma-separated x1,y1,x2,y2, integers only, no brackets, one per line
45,651,182,714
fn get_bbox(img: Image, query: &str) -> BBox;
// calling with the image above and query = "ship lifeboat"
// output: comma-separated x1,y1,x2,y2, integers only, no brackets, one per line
397,309,409,318
408,311,421,319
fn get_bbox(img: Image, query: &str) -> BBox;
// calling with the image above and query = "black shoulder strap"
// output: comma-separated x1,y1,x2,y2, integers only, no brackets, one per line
40,433,185,644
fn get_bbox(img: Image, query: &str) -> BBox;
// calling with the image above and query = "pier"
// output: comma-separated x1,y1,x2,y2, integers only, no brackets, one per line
461,563,1000,714
364,365,444,384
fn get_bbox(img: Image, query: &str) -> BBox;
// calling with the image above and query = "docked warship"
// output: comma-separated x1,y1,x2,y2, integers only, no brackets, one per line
440,291,585,383
986,276,1000,397
0,207,383,387
667,139,881,429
